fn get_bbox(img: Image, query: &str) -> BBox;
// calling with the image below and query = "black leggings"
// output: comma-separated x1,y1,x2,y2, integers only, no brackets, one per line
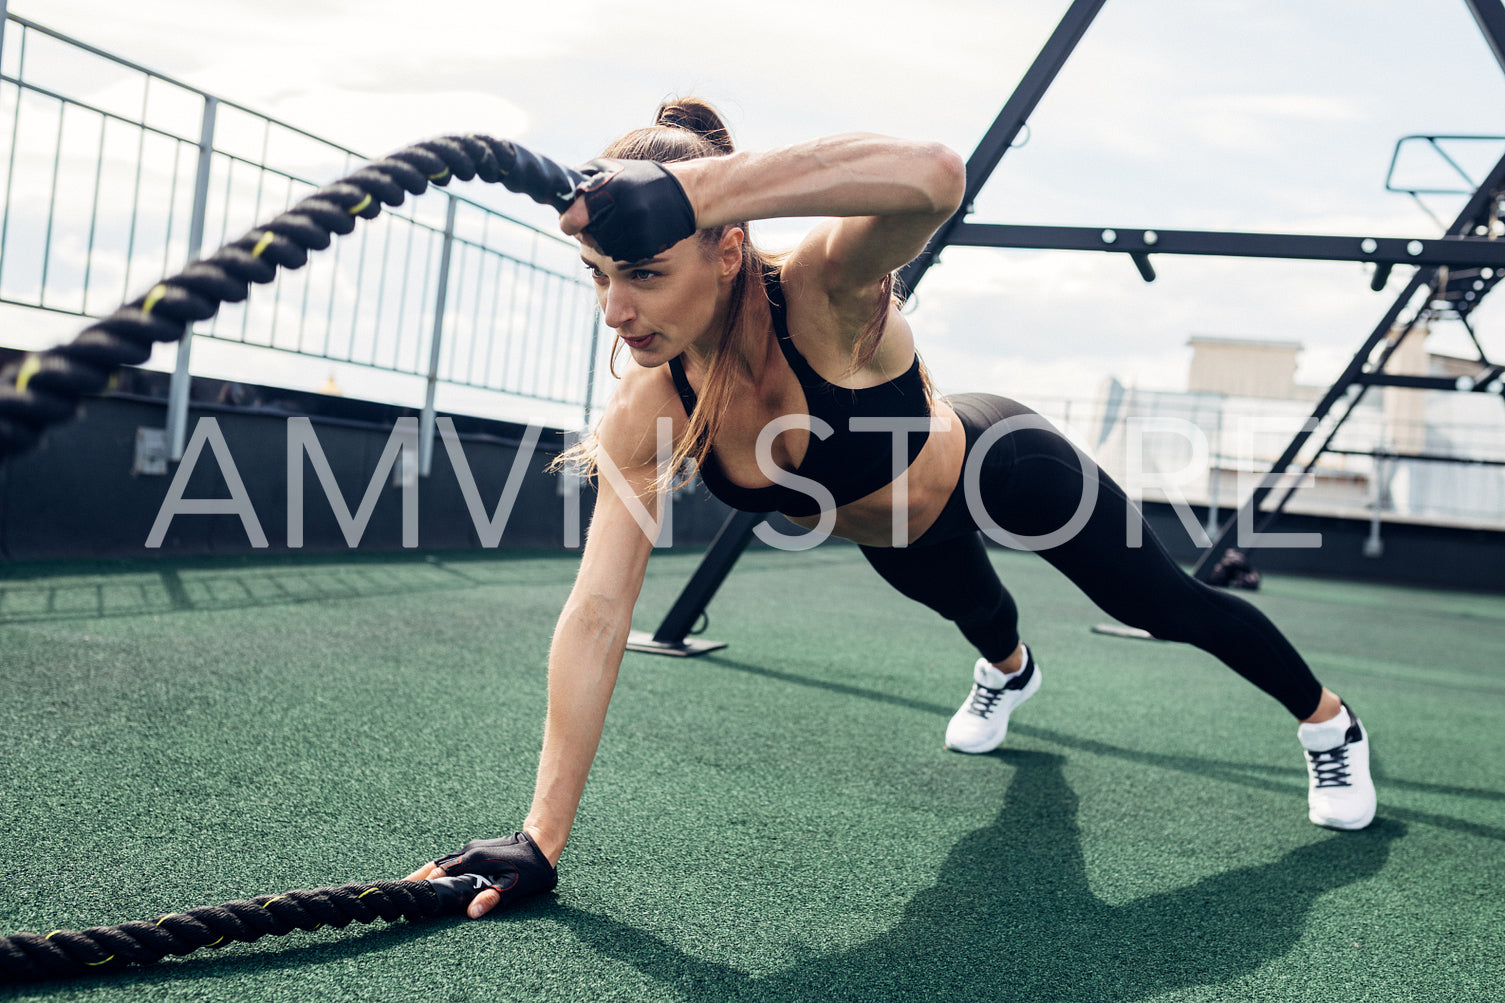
860,393,1324,719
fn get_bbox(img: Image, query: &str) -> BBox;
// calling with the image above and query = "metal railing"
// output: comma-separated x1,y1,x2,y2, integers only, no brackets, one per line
1017,387,1505,537
0,11,600,464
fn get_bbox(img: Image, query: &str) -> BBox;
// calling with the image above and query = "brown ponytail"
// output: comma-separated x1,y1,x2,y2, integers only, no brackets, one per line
586,96,736,165
653,98,734,155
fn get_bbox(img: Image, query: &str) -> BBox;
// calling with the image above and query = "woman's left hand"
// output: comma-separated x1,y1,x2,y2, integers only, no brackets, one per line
559,159,697,262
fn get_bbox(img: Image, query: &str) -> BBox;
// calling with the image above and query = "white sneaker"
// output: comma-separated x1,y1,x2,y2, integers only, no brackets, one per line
1297,702,1376,830
944,646,1041,754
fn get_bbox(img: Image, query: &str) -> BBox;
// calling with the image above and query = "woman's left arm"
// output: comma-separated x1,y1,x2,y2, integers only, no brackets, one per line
675,134,966,293
558,134,965,295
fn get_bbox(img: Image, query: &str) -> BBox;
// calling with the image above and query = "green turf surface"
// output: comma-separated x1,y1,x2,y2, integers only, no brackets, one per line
0,546,1501,1001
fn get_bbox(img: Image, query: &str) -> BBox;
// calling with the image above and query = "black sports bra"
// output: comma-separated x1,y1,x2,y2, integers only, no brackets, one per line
666,269,931,517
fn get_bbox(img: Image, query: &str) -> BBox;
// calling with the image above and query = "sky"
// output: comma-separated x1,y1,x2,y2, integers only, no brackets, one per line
6,0,1505,419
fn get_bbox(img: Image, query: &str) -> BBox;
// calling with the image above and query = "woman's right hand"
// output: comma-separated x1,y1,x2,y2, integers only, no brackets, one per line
405,830,559,919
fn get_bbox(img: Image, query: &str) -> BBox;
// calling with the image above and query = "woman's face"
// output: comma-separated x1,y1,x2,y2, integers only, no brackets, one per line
579,227,744,364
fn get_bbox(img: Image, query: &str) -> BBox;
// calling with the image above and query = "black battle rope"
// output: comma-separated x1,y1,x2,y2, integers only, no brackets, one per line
0,135,586,459
0,875,487,982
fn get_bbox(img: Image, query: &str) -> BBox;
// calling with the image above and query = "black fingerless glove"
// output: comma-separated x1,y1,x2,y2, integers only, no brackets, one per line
427,831,558,913
577,158,698,263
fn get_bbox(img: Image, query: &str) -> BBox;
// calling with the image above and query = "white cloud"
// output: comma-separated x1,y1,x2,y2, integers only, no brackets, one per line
1178,93,1368,155
265,89,531,160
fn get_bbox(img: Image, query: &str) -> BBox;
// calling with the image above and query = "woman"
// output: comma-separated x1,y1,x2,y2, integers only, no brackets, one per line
407,99,1376,917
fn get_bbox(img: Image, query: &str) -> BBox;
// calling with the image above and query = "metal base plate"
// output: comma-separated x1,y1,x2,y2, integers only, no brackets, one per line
1090,624,1162,641
625,631,729,657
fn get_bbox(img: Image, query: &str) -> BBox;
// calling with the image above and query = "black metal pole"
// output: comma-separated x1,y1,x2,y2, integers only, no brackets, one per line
624,509,763,656
1188,270,1432,581
897,0,1110,298
1258,313,1423,525
1464,0,1505,77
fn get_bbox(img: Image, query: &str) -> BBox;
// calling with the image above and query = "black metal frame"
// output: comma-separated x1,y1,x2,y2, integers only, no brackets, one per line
631,0,1505,655
1189,142,1505,580
896,0,1111,298
949,224,1505,271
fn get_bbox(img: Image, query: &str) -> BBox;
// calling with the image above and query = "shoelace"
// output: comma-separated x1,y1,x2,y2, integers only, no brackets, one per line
967,684,1006,718
1307,745,1353,788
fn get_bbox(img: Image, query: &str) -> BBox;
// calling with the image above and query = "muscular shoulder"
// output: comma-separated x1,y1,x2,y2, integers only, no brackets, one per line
595,360,688,471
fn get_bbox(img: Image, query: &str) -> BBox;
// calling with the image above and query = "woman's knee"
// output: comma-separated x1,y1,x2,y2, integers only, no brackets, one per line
945,584,1013,629
1106,578,1252,650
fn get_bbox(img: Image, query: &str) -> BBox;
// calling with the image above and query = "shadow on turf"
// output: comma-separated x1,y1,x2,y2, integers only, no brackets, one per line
550,751,1404,1002
707,655,1505,844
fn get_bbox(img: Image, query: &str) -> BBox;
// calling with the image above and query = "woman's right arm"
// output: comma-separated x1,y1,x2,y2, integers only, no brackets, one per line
521,421,661,864
409,372,673,917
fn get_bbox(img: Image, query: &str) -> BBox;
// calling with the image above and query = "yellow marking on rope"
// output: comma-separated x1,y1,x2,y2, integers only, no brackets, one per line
356,888,380,900
261,896,285,908
155,914,176,926
43,930,117,965
428,167,450,181
14,354,41,392
141,284,169,316
347,194,372,215
251,231,276,258
206,936,225,947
